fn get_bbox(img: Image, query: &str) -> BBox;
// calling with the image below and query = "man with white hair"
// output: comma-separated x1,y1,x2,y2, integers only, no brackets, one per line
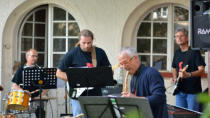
118,47,168,118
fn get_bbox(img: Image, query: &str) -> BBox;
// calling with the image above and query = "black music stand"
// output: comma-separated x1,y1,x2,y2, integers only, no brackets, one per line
23,68,57,90
66,66,115,88
23,67,57,118
66,67,115,98
78,96,153,118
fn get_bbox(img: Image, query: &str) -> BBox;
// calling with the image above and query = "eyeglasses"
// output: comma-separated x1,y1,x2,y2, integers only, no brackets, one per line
120,56,134,66
30,54,38,58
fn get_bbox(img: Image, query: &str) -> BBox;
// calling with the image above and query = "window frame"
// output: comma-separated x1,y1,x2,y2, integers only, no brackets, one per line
134,4,205,72
50,4,80,67
19,4,80,68
19,6,48,66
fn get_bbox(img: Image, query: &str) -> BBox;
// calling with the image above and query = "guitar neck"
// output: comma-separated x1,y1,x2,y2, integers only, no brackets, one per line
176,76,181,82
176,65,189,82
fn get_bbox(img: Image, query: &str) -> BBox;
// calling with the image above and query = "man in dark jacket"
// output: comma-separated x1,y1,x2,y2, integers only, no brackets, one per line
119,47,168,118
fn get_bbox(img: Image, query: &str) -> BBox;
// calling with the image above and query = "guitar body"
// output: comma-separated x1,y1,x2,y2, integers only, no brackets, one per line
172,65,188,96
173,82,181,95
69,87,94,99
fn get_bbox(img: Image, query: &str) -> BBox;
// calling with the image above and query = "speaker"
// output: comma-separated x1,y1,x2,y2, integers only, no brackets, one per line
190,0,210,50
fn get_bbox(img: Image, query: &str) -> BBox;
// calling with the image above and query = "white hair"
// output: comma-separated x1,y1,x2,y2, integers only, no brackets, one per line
120,47,137,57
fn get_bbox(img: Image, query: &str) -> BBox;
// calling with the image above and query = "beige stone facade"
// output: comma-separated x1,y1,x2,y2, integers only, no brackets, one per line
0,0,207,117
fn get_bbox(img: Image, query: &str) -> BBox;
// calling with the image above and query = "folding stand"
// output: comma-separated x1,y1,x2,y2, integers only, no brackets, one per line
66,66,116,98
67,67,115,88
78,96,153,118
23,67,57,118
64,67,115,117
60,82,72,117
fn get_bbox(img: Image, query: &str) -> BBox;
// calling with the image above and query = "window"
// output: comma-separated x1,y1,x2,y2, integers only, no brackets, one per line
19,5,80,67
20,6,47,66
136,5,197,71
52,7,80,67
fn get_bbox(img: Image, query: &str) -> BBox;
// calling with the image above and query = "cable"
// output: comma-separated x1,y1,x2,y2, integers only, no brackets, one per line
166,85,175,94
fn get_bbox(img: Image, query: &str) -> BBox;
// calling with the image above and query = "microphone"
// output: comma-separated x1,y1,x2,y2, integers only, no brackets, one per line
24,63,41,69
35,63,42,69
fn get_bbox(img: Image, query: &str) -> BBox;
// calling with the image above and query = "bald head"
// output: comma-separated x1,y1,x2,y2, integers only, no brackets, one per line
25,49,38,66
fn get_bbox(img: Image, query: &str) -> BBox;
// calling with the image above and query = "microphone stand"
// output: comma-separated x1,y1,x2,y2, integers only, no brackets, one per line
37,66,45,118
36,65,45,118
65,82,68,114
60,82,71,117
39,84,44,118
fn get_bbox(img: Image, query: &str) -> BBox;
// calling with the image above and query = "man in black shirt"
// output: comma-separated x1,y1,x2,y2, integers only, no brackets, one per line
56,29,111,117
12,48,48,117
171,28,206,111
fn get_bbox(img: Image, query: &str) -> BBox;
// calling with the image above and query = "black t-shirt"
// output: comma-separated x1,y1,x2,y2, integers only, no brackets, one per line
58,46,111,96
12,66,24,86
12,66,37,92
172,48,206,93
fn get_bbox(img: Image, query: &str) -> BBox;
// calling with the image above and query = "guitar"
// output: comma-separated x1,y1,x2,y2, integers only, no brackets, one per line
69,87,94,99
173,65,189,95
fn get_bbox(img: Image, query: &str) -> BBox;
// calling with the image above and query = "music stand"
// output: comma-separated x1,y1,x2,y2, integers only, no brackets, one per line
23,68,57,90
23,67,57,118
78,96,153,118
66,66,115,98
66,67,115,88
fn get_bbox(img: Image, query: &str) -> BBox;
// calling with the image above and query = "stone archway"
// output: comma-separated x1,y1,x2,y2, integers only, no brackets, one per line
1,0,86,98
0,1,86,116
121,0,189,48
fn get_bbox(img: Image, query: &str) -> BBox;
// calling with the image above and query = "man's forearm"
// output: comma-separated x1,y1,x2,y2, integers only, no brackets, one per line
191,66,205,77
56,69,67,81
172,69,177,79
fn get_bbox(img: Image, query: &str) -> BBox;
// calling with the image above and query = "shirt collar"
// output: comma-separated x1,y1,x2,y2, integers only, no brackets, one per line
134,64,145,77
